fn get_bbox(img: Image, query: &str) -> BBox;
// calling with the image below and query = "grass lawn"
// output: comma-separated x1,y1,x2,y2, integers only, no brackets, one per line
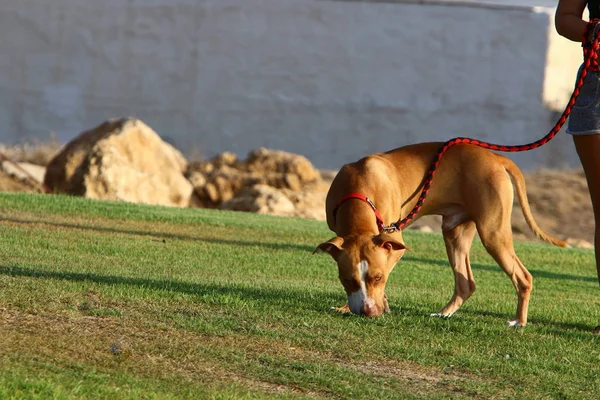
0,192,599,399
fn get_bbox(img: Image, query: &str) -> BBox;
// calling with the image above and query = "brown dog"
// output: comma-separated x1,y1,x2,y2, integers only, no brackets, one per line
315,142,568,326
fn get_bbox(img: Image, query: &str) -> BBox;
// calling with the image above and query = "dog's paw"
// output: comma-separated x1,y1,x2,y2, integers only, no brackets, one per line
430,312,454,319
383,294,391,313
506,319,525,327
328,304,351,315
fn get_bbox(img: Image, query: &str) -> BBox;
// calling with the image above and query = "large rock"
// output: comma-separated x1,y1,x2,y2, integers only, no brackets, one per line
44,118,193,207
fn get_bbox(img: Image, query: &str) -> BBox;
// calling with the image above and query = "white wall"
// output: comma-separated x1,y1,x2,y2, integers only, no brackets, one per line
0,0,584,169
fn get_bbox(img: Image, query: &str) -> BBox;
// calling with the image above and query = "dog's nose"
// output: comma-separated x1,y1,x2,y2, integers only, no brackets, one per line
362,303,379,317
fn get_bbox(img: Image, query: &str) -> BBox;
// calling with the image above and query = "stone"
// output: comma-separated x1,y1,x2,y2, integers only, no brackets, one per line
245,148,320,184
44,118,192,207
220,184,295,216
186,147,323,210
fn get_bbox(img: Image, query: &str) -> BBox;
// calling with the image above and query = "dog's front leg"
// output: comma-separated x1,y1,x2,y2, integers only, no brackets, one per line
432,221,477,319
383,293,390,313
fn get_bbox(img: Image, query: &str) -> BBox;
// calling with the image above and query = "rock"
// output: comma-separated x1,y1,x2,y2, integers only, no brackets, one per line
211,152,239,168
566,238,594,249
319,169,338,182
281,181,329,221
0,160,47,193
0,168,41,193
1,161,46,184
203,183,220,204
516,169,592,244
186,171,207,189
187,148,323,210
415,225,433,233
220,184,295,216
283,173,302,192
44,118,193,207
245,148,321,184
405,215,442,234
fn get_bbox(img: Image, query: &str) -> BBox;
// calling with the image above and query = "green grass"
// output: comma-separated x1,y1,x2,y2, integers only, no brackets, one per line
0,192,599,399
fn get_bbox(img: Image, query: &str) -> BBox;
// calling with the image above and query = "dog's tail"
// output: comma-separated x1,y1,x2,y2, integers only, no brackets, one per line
501,157,570,248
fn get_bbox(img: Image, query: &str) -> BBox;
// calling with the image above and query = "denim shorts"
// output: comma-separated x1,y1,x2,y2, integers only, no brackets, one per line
566,66,600,135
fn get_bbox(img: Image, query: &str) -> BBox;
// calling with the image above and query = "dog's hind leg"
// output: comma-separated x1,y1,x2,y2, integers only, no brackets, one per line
468,168,532,326
432,220,477,318
477,220,533,327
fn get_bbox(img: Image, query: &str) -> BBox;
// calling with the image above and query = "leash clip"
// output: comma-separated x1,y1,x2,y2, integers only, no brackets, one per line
381,224,399,233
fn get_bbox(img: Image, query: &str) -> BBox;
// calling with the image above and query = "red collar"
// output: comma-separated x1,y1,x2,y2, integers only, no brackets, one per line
332,192,398,233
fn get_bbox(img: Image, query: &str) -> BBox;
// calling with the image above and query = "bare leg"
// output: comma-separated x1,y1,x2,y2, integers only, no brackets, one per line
433,220,477,318
573,134,600,333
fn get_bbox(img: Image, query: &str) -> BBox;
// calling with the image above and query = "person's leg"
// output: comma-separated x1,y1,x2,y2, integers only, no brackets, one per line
573,134,600,332
573,134,600,280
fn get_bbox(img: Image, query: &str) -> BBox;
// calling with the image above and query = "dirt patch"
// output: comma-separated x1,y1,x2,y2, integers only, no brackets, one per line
513,169,594,246
0,306,471,398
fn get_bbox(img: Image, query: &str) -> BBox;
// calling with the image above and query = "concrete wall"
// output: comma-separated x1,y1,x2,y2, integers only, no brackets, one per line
0,0,584,169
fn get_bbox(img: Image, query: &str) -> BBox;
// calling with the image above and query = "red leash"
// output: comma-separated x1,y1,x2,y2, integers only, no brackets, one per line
335,20,600,233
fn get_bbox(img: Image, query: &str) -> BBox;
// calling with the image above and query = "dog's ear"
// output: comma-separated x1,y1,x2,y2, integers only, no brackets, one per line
313,236,344,260
374,233,409,252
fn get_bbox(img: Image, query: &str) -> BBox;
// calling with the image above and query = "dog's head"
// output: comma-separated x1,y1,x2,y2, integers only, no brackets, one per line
315,233,407,317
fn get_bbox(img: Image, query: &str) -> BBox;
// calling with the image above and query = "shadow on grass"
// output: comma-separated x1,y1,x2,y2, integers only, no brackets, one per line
0,265,337,315
1,264,594,335
388,299,594,334
1,216,315,253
